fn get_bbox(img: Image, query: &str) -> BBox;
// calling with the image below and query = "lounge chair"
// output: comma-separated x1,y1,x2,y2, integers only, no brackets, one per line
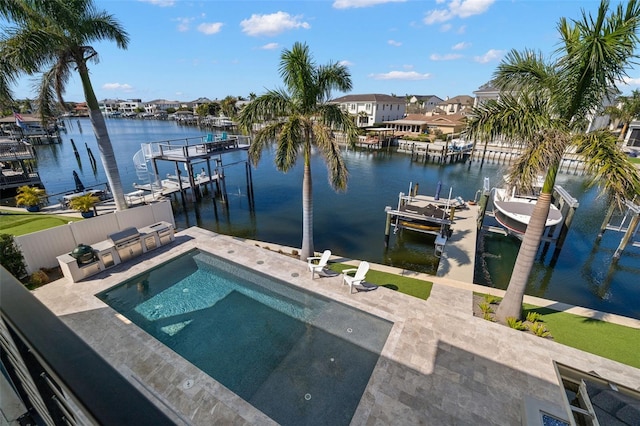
307,250,331,279
342,261,370,293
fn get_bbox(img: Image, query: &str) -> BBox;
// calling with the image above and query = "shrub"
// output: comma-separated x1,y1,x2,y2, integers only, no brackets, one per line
526,312,542,323
506,317,527,331
482,312,494,321
0,233,27,278
483,294,500,304
15,185,47,207
68,193,100,212
478,302,494,314
528,322,552,338
28,269,50,287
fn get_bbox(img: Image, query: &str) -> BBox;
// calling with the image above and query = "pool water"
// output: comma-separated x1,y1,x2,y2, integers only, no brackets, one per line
98,250,393,425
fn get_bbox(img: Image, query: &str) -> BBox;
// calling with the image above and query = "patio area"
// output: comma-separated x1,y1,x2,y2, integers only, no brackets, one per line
31,226,640,425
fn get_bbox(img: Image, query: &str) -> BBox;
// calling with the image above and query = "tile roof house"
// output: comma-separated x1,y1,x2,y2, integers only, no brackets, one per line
330,94,406,128
384,113,467,135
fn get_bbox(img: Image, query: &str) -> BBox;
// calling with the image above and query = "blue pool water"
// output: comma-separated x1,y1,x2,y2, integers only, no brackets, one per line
98,250,393,425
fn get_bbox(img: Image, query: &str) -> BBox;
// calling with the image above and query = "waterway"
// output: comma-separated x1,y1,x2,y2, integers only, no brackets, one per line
20,118,640,320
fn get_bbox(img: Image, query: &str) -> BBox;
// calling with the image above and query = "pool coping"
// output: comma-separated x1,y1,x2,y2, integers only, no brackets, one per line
32,226,640,425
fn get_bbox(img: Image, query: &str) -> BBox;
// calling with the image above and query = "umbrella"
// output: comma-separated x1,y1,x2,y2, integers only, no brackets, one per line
434,180,442,200
73,170,85,192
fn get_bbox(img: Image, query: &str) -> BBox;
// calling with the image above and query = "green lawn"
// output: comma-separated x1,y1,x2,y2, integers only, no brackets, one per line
328,263,432,300
0,210,82,236
475,292,639,368
629,156,640,164
523,304,640,369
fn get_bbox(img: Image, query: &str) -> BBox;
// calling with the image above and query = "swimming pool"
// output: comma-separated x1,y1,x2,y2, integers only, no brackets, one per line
97,249,393,425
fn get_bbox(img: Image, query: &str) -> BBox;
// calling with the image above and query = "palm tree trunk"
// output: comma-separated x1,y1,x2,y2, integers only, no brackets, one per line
300,141,314,260
619,122,629,142
77,62,127,210
495,191,553,322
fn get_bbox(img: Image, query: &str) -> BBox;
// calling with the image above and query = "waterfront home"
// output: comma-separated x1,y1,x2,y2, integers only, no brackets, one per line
384,113,467,136
623,120,640,155
405,94,444,114
330,93,406,127
432,95,474,115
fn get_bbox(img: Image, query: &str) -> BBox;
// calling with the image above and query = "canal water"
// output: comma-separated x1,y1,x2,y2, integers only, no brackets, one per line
25,118,640,320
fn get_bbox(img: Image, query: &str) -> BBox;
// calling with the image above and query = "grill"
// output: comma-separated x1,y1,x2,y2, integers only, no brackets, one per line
108,227,142,262
148,222,174,245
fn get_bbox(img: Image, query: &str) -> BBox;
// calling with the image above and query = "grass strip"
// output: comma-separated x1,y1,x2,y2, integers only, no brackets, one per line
0,210,82,236
328,263,432,300
523,305,640,369
473,293,639,368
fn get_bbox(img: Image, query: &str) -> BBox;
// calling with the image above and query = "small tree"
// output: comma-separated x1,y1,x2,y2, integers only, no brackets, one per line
0,234,27,278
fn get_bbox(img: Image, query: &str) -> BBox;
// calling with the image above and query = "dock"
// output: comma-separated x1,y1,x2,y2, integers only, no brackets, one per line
384,187,479,283
131,133,254,206
397,139,473,163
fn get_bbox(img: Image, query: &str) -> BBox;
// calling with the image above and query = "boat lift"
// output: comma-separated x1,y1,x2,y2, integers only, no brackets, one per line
597,198,640,261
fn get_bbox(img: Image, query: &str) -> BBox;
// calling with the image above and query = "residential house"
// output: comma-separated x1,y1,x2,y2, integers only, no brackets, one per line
406,95,444,114
144,99,182,114
433,95,474,115
385,113,467,136
473,81,500,107
331,94,405,128
623,120,640,153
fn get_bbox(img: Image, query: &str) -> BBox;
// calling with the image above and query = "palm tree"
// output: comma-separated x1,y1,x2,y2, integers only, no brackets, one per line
604,89,640,141
0,0,129,210
238,42,358,260
465,0,640,322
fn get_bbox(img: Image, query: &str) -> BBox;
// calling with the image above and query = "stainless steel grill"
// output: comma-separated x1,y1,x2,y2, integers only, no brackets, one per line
108,227,142,262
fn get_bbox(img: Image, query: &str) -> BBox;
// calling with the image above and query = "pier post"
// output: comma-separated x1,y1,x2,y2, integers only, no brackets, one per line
597,203,617,241
477,191,490,230
613,213,640,261
384,207,392,248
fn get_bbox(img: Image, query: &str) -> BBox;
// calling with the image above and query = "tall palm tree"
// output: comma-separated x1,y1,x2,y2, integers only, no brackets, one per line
238,42,358,260
465,0,640,322
604,89,640,141
0,0,129,210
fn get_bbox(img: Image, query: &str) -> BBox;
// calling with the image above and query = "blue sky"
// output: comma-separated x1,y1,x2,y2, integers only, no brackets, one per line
8,0,640,103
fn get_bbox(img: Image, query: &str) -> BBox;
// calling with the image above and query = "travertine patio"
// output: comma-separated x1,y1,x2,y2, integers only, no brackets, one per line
32,227,640,425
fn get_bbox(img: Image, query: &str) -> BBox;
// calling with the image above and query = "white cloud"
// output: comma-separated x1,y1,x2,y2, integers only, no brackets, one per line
339,60,354,66
175,17,193,32
440,23,452,32
103,83,133,92
261,43,280,50
457,25,466,34
622,76,640,86
424,0,495,24
333,0,405,9
138,0,174,7
388,39,402,47
474,49,504,63
240,12,310,37
430,53,463,61
369,71,431,80
197,22,223,35
452,41,470,50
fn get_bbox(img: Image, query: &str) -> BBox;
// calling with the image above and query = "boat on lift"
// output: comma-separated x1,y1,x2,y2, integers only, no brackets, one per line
492,186,563,235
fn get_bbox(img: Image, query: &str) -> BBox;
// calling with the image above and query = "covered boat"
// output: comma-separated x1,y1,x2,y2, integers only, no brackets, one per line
492,187,563,235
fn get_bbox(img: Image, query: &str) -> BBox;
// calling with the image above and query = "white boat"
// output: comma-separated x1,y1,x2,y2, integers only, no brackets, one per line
492,187,563,235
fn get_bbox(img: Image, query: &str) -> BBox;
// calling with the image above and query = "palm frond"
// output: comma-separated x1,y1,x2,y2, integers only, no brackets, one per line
312,121,349,191
274,115,304,172
506,129,570,193
574,130,640,206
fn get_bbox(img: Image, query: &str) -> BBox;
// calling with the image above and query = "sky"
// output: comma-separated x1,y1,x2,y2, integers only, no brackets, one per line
7,0,640,103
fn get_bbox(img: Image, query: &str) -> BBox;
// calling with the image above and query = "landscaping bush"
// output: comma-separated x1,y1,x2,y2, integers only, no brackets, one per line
0,233,27,278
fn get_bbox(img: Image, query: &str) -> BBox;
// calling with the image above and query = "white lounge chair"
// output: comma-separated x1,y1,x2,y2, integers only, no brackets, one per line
307,250,331,279
342,261,370,293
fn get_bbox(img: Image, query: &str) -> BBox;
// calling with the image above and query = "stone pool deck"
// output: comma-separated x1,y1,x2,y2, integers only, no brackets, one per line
32,227,640,425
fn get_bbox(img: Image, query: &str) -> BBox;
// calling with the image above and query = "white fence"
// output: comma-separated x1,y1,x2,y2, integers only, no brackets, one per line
16,201,175,274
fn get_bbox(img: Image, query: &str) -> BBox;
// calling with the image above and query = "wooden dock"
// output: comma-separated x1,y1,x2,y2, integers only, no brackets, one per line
384,189,479,283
